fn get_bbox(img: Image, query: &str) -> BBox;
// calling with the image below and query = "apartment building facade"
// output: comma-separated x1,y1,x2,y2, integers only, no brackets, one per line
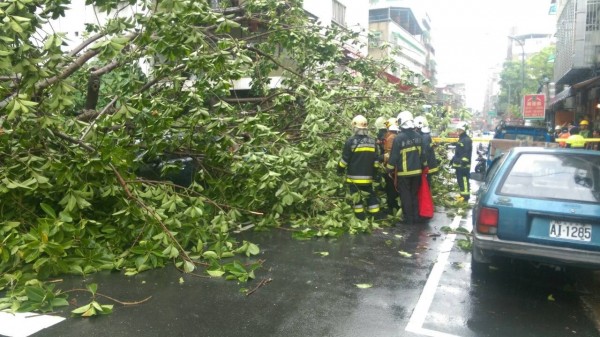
551,0,600,128
367,2,436,86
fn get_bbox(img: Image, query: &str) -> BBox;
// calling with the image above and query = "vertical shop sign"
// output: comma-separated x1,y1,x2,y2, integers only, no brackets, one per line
523,94,546,119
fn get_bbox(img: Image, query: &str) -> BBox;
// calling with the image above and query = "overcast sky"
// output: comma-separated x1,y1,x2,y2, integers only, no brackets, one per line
424,0,556,110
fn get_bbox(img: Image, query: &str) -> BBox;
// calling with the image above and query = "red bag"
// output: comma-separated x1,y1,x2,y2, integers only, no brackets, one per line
418,170,434,218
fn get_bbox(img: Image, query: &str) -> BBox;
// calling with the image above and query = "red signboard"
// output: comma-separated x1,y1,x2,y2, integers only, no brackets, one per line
522,94,546,119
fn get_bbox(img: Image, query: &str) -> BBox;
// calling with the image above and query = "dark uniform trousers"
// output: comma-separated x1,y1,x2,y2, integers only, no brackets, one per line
456,167,470,201
396,175,421,224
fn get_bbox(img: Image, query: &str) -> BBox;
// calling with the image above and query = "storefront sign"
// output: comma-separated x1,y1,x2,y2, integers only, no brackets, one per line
523,94,546,120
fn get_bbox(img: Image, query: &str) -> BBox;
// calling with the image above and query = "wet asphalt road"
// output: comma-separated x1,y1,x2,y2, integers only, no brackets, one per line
23,209,599,337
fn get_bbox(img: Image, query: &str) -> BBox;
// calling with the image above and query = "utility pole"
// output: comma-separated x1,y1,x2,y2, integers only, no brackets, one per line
508,36,525,116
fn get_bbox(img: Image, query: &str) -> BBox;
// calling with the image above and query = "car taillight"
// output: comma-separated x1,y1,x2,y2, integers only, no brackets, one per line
477,207,498,234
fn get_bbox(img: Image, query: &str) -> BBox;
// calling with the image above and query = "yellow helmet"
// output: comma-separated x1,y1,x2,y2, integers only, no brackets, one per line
351,115,368,129
386,117,398,129
580,120,589,126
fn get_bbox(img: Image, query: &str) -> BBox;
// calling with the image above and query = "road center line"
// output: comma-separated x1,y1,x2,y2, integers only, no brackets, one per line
405,215,462,337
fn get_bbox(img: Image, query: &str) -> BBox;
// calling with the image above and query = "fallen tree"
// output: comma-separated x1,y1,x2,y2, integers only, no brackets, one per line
0,0,445,313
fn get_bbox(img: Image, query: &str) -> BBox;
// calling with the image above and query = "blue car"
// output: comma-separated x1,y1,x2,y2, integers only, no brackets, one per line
471,147,600,275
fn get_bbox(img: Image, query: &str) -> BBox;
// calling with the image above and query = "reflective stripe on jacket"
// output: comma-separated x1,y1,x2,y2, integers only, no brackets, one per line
386,129,424,177
338,134,378,185
452,133,472,169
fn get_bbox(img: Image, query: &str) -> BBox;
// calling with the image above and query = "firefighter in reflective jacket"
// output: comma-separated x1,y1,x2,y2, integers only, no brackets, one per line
452,122,472,201
414,115,439,186
386,111,426,225
337,115,381,220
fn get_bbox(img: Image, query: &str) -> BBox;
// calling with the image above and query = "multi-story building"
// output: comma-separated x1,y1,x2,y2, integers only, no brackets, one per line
551,0,600,128
435,83,466,119
367,1,436,86
304,0,370,57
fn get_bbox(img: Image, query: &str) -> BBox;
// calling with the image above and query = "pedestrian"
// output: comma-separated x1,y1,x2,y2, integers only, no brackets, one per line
558,126,570,148
386,111,426,225
382,117,400,214
553,125,561,140
337,115,381,220
452,121,472,202
566,127,586,148
414,115,439,186
579,120,591,138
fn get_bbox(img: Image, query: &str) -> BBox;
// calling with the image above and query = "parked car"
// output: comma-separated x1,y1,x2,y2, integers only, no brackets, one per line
471,147,600,275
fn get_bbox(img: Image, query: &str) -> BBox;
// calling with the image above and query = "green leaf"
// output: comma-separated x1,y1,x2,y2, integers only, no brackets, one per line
398,251,412,258
355,283,372,289
40,203,56,219
202,251,218,259
25,286,46,302
86,283,98,295
247,243,260,256
183,260,195,273
206,269,225,277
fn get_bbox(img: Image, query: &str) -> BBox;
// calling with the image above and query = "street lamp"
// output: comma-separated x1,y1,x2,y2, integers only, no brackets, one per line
508,36,525,113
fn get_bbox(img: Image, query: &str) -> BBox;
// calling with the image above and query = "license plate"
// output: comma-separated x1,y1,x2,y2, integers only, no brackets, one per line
549,221,592,242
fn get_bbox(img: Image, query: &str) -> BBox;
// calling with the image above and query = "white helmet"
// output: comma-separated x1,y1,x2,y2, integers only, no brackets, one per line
456,121,469,131
351,115,368,129
397,110,414,129
414,116,428,129
374,117,387,130
414,116,431,133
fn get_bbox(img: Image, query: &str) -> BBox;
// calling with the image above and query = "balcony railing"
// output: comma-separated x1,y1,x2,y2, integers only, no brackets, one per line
555,0,600,85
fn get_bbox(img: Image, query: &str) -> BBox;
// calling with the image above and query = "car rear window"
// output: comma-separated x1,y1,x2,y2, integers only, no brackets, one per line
499,153,600,203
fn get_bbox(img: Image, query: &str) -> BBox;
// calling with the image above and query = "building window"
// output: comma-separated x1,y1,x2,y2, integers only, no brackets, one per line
586,0,600,31
332,0,346,26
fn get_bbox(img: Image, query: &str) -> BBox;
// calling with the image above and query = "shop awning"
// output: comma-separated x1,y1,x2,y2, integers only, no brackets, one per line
572,75,600,89
549,87,573,106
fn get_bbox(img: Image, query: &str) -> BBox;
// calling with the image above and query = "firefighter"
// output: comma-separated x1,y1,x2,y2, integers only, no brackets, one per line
452,121,472,202
374,116,388,155
386,111,426,225
414,115,439,186
337,115,381,220
382,117,400,214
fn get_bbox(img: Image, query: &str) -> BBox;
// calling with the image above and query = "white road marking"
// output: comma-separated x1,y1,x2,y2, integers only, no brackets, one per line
0,311,65,337
405,215,463,337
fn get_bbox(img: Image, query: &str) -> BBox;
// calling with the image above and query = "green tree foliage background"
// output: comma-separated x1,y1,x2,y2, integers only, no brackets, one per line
497,45,555,118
